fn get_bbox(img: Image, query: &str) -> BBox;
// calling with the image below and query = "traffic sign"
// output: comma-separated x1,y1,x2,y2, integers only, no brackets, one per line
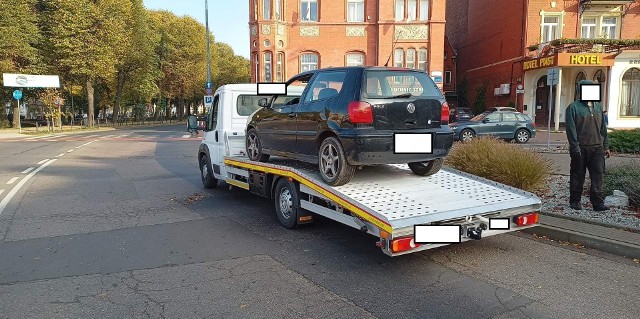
204,95,213,108
13,90,22,100
547,68,559,86
205,82,213,89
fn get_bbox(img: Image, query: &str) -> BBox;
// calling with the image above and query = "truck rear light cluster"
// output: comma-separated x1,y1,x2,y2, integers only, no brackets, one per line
348,101,373,124
514,213,539,226
391,237,420,253
441,102,450,125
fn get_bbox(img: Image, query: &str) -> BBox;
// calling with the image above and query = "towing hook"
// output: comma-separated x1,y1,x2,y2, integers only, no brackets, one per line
467,227,482,240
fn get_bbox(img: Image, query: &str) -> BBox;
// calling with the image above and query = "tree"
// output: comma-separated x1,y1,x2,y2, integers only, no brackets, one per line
214,43,250,89
38,89,63,131
0,0,42,127
473,82,488,115
457,77,469,109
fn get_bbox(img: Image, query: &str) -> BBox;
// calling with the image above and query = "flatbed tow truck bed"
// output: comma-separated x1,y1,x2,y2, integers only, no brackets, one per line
222,156,542,256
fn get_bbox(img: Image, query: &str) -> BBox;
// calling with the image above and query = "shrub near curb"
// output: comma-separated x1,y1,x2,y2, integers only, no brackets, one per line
608,129,640,154
445,137,552,192
604,165,640,209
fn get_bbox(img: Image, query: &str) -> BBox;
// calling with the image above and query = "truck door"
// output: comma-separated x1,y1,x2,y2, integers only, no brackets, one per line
203,94,224,178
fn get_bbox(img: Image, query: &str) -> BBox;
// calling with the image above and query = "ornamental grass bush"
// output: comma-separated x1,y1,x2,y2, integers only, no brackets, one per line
604,165,640,209
608,129,640,154
445,137,552,192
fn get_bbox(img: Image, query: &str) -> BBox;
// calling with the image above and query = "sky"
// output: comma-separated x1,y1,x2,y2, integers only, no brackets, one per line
143,0,250,58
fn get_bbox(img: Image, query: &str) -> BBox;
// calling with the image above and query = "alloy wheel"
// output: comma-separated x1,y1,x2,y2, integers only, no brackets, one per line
247,133,259,159
461,130,474,142
517,130,529,143
320,144,339,178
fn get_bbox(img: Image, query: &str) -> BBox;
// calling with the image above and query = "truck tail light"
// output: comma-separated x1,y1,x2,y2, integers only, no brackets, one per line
441,102,450,125
348,101,373,124
390,237,420,253
514,213,539,226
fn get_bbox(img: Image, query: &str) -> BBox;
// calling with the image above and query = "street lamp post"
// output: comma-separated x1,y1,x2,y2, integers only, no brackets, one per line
205,0,212,85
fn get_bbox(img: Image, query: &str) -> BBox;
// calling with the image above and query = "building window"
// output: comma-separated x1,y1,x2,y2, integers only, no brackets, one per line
300,52,319,72
620,68,640,117
254,53,259,82
263,0,271,20
254,0,258,20
394,48,404,68
301,0,318,22
541,15,561,43
395,0,404,21
263,52,272,82
419,0,429,21
346,52,365,66
276,52,284,82
407,0,417,21
601,17,618,39
418,48,428,72
575,71,586,98
275,0,283,20
406,48,416,69
347,0,365,22
581,17,597,38
445,71,451,85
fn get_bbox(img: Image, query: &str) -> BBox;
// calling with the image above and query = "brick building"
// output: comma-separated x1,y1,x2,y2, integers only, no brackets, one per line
249,0,447,90
447,0,640,129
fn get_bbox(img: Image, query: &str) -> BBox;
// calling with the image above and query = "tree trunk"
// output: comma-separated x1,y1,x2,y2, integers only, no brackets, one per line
114,71,124,121
86,80,95,127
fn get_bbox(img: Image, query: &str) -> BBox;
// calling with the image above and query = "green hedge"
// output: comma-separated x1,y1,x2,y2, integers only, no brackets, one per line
608,129,640,154
604,165,640,209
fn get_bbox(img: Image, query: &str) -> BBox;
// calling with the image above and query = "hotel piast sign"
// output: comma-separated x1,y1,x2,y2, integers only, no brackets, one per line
523,56,557,71
523,53,615,71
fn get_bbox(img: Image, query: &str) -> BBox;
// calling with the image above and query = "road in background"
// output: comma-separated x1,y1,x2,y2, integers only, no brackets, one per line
0,125,638,319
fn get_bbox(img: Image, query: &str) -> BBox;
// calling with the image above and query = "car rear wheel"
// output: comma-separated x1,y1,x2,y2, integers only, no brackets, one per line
319,137,355,186
515,129,530,144
246,128,270,162
408,158,443,177
460,129,475,142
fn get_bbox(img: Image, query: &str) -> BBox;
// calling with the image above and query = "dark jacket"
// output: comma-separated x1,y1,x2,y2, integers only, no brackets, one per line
565,80,608,153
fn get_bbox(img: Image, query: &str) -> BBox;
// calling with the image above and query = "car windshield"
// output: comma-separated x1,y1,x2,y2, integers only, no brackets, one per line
363,70,442,98
470,112,490,122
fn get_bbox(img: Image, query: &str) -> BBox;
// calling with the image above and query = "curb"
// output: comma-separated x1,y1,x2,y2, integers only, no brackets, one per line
522,213,640,259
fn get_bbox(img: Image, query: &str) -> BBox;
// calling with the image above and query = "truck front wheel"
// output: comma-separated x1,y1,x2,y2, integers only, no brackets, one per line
274,179,300,229
200,154,218,189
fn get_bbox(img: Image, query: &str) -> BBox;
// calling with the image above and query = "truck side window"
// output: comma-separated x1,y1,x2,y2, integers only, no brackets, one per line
210,95,219,130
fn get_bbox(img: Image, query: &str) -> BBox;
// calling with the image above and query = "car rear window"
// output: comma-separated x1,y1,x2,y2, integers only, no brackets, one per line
236,95,301,116
363,70,442,98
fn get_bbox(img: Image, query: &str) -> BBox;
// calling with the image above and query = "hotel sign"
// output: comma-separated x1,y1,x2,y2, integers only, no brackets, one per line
523,56,557,71
523,53,615,71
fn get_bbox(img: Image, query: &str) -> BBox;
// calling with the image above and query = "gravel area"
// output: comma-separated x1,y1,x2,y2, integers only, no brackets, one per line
537,175,640,231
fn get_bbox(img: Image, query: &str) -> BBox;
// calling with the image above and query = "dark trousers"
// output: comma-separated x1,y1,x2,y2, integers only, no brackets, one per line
569,146,605,206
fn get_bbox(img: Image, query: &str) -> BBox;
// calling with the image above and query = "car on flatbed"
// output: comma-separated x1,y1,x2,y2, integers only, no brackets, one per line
246,66,455,186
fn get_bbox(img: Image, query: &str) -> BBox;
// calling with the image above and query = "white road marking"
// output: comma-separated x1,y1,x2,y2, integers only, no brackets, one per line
0,189,4,197
37,159,49,165
67,149,74,153
21,167,35,174
182,135,191,138
86,134,99,138
7,177,19,185
0,159,57,216
56,153,65,157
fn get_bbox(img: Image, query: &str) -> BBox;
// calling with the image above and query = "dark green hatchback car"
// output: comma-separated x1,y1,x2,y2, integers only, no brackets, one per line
449,110,536,143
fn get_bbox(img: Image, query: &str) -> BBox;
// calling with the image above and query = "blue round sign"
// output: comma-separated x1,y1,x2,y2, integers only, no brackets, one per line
13,90,22,100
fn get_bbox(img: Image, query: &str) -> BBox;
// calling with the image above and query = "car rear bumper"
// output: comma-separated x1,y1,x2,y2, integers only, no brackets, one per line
340,129,454,165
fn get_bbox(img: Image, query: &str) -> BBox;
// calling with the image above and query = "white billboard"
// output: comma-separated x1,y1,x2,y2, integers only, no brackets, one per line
2,73,60,88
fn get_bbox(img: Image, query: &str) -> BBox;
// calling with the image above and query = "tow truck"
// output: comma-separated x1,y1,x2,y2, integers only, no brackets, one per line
194,83,542,256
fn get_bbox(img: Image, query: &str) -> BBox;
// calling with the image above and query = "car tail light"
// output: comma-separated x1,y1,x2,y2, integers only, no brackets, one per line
441,102,450,125
514,213,539,226
348,101,373,124
390,237,420,253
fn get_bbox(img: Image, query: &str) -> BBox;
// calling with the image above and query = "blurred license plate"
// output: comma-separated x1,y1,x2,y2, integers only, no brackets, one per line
414,225,461,244
394,133,433,154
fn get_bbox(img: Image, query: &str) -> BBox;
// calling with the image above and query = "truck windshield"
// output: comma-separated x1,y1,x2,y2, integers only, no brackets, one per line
236,95,301,116
363,70,442,99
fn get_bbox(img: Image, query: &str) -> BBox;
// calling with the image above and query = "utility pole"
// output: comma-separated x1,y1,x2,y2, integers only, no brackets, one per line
205,0,212,85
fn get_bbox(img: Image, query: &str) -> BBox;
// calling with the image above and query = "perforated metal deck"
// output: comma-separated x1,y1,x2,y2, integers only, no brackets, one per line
225,156,542,231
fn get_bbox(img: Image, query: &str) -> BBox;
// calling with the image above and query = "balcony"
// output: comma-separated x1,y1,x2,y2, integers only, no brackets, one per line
527,38,640,56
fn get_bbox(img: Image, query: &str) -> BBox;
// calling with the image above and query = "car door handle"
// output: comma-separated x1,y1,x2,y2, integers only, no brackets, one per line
288,113,296,118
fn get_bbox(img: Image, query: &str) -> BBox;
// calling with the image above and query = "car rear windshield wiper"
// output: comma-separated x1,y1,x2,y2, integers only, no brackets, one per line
377,93,414,99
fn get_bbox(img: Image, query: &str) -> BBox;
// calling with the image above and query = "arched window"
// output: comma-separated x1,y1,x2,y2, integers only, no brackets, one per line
575,71,586,98
276,52,285,82
253,52,259,82
263,51,272,82
620,68,640,117
346,52,365,66
300,52,319,72
594,69,606,83
406,48,416,69
393,48,404,68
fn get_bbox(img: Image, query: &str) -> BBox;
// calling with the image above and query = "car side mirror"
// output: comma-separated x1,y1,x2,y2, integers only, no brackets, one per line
258,98,269,108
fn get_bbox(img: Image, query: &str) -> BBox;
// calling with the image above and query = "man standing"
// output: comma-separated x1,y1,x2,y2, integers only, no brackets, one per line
565,80,611,211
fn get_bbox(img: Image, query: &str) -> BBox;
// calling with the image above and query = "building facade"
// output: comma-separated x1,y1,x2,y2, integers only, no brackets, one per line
446,0,640,129
249,0,446,90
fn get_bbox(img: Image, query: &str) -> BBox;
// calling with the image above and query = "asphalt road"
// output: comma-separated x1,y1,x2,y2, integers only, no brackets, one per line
0,125,638,319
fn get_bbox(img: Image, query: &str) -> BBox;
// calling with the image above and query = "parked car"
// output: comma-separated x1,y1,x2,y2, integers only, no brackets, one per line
246,66,455,186
449,110,536,143
488,106,518,112
449,107,473,122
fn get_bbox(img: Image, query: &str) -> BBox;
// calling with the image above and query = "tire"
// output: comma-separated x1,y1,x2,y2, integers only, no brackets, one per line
460,129,475,142
200,154,218,189
246,128,270,162
274,178,300,229
408,158,444,177
515,129,530,144
318,137,356,186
